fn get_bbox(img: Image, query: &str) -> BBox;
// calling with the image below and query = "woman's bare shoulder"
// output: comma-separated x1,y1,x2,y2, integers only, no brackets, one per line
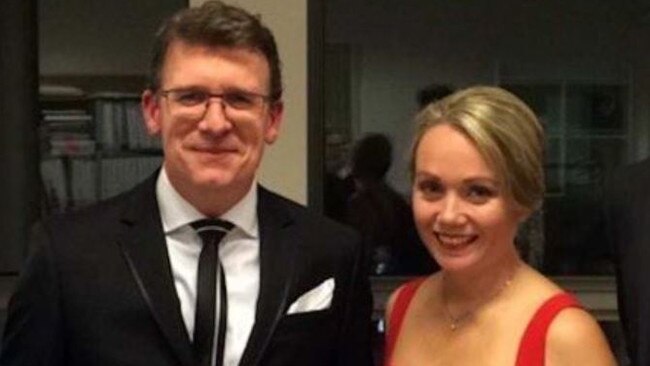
544,301,617,365
510,266,616,364
385,274,439,324
509,265,563,306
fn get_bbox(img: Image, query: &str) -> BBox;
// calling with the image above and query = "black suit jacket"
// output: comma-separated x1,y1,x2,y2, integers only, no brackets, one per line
0,173,373,366
603,158,650,366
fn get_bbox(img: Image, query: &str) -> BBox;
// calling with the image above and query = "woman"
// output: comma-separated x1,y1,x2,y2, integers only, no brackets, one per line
384,86,616,365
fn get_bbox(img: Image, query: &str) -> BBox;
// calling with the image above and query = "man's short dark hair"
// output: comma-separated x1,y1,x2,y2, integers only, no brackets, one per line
148,0,283,102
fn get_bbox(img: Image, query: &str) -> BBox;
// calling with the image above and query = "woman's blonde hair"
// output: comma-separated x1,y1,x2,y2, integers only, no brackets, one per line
411,86,544,212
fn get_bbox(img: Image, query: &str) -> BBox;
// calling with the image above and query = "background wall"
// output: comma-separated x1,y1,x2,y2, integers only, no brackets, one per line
39,0,182,76
326,0,650,194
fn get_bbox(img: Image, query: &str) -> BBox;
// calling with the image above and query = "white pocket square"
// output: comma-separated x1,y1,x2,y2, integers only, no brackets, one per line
286,278,335,315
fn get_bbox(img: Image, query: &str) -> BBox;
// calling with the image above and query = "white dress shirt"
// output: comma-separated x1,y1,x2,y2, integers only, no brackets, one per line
156,168,260,366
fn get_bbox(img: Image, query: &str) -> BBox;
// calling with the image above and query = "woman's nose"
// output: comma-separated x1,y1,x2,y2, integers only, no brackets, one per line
437,194,466,225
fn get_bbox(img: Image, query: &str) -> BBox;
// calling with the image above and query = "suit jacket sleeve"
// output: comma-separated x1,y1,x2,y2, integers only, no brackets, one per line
603,165,650,366
1,222,65,366
336,236,374,366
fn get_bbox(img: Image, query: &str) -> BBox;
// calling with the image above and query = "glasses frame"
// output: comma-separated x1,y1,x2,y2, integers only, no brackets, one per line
158,88,273,121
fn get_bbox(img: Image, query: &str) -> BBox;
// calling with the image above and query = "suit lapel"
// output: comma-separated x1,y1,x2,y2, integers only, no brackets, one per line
117,174,195,366
239,187,298,366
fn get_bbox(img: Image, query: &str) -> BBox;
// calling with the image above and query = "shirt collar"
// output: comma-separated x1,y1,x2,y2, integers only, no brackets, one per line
156,168,259,238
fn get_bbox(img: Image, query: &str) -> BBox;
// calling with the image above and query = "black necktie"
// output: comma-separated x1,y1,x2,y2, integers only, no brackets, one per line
191,218,234,366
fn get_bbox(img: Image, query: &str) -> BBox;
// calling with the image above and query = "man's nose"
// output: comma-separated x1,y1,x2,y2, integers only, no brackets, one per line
198,98,233,133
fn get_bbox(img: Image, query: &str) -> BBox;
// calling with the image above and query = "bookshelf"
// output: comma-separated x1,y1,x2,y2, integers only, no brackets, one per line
39,87,162,213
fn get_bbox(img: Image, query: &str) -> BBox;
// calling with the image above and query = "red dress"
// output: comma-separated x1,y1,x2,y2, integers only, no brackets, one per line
384,279,582,366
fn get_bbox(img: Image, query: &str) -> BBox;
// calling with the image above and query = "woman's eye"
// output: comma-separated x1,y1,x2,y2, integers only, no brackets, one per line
417,180,442,196
466,185,495,202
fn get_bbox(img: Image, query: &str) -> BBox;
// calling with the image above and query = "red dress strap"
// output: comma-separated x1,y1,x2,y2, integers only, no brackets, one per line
515,292,582,366
384,277,426,366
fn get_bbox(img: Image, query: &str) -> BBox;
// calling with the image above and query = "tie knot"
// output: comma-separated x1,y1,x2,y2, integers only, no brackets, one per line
191,218,234,246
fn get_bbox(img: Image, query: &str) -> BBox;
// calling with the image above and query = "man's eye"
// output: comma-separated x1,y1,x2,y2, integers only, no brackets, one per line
174,91,206,106
223,92,255,109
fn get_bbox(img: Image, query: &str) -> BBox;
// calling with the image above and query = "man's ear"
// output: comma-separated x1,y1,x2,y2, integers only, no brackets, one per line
141,89,162,136
263,101,284,144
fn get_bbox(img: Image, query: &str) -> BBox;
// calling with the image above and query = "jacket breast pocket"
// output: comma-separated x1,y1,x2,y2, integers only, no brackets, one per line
275,308,333,335
265,309,338,365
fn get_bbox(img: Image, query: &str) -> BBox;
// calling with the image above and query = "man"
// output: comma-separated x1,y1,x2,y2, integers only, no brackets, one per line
603,157,650,366
0,2,373,366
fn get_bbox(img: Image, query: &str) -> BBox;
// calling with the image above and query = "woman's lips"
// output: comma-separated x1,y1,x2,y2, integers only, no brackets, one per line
435,232,478,248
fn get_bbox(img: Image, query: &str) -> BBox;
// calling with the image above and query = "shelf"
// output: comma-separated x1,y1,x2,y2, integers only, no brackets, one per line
39,74,147,95
39,84,161,214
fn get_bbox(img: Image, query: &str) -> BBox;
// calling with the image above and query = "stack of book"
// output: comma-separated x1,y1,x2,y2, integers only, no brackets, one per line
38,88,164,213
99,156,163,199
41,109,96,157
92,93,161,152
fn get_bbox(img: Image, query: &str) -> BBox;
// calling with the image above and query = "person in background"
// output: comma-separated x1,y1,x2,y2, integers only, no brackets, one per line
384,86,616,365
346,133,437,275
323,132,355,223
603,157,650,366
0,2,373,365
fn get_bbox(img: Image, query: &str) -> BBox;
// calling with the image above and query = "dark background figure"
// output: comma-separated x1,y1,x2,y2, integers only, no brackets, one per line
323,132,355,223
603,157,650,366
345,133,437,275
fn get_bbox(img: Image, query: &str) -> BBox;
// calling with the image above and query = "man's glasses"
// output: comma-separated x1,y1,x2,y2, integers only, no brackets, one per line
159,88,272,121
